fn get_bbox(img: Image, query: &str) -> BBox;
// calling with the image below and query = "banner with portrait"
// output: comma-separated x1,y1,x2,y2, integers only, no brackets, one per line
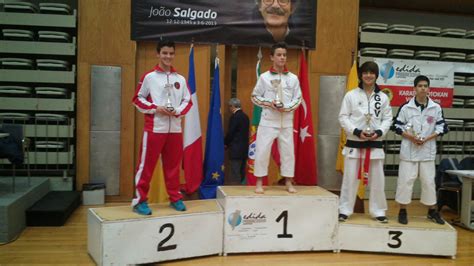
131,0,316,48
374,58,454,107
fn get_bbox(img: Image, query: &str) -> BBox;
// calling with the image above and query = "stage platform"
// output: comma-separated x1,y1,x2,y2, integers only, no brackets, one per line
0,177,49,243
217,186,339,255
88,199,223,265
339,213,457,258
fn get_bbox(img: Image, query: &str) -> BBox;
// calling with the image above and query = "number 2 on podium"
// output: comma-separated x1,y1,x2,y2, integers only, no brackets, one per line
276,210,293,238
157,223,177,252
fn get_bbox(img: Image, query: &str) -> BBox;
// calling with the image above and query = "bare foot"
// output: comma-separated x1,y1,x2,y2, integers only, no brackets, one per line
255,177,264,194
286,179,297,193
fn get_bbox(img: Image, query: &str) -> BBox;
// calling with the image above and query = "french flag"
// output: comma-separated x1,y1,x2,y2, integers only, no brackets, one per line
183,46,203,193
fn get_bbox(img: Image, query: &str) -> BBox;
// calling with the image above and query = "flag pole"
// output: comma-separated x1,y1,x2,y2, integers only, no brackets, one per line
215,44,219,67
256,47,262,69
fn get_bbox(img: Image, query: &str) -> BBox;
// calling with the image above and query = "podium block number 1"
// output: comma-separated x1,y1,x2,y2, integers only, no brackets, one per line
157,223,177,252
387,230,402,249
276,210,293,238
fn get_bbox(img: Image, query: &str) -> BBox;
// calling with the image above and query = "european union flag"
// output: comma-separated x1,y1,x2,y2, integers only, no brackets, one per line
200,58,224,199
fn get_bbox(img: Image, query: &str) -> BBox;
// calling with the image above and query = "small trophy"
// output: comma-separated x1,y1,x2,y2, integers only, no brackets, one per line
404,123,424,141
165,96,174,112
270,79,283,108
164,83,174,112
364,113,374,137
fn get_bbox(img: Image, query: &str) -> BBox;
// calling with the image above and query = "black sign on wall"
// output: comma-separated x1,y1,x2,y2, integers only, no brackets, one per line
131,0,317,49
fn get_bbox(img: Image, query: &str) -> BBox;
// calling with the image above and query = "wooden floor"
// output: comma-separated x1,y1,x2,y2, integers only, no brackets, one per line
1,200,473,265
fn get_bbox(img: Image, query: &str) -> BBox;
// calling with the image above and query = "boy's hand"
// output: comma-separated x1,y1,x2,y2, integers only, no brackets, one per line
404,132,423,145
367,132,380,141
271,100,284,112
156,106,175,116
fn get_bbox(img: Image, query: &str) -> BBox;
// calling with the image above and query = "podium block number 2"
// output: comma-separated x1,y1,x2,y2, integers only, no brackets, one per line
157,223,177,252
387,230,402,249
276,210,293,238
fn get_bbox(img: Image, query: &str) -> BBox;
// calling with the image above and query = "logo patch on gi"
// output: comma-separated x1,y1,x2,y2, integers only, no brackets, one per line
381,87,393,101
349,149,354,154
426,116,434,124
174,82,180,90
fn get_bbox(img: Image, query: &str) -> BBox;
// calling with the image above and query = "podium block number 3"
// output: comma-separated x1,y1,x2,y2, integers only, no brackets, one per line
387,230,402,249
157,223,177,252
276,210,293,238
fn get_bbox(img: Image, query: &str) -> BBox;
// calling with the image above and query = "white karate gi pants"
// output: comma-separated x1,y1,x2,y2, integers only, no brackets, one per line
254,126,294,178
339,156,387,217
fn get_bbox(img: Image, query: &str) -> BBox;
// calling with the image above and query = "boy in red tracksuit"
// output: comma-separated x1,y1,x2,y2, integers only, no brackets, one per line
131,40,192,215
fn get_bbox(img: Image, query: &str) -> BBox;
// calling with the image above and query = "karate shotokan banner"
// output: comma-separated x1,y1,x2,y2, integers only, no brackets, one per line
374,58,454,108
131,0,316,48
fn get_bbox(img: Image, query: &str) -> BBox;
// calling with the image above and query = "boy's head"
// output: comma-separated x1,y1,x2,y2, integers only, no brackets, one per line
358,61,379,79
156,40,175,53
414,75,430,87
358,61,379,87
270,42,287,69
156,40,175,68
413,75,430,98
270,42,287,55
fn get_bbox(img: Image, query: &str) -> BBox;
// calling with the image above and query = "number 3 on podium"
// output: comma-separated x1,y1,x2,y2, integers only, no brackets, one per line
387,230,402,248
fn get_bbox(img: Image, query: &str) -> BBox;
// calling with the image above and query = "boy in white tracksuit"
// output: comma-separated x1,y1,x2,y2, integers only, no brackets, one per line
338,61,392,223
392,75,448,225
251,42,302,194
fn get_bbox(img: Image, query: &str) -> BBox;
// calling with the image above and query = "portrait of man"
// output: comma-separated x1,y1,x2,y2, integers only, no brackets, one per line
251,0,315,48
256,0,296,42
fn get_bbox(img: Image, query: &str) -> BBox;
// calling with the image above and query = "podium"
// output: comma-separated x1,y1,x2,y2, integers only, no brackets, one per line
86,186,458,262
338,214,457,258
87,200,223,265
216,186,339,254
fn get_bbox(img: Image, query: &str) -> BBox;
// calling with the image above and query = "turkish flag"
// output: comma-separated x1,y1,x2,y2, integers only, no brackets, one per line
293,53,317,185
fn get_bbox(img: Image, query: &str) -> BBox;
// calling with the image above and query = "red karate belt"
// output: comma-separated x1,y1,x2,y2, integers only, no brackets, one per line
358,148,371,185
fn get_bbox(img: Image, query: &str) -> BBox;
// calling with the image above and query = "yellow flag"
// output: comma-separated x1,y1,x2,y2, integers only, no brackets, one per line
335,61,365,199
148,160,169,203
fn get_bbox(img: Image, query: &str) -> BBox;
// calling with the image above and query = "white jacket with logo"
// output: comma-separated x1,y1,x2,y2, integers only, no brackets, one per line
338,86,393,159
133,65,192,133
251,68,302,128
392,97,448,161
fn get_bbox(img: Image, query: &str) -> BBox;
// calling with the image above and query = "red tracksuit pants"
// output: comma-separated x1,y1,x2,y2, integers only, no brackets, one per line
132,131,183,206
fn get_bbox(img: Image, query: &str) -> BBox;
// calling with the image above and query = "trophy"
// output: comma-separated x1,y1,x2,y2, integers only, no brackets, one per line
270,79,283,108
164,83,174,112
404,122,424,141
364,113,374,137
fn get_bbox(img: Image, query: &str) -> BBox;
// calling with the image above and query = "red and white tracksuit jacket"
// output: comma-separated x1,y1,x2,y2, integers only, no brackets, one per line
131,65,192,206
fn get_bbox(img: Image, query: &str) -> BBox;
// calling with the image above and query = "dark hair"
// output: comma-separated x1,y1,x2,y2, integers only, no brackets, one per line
271,42,287,55
414,75,430,87
156,40,175,53
358,61,379,80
